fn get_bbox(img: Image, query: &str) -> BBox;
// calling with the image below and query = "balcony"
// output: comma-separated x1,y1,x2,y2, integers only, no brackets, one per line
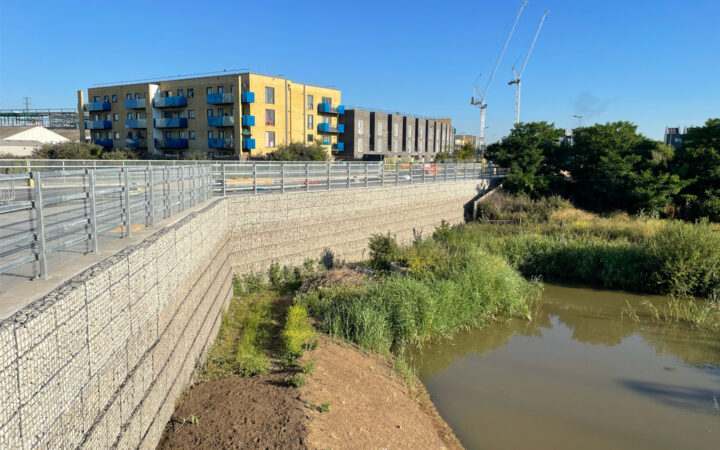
318,103,345,115
124,98,146,109
241,91,255,103
85,120,112,130
155,138,188,149
84,101,111,112
126,138,147,148
152,96,187,108
125,119,147,129
93,139,113,147
208,116,234,127
153,118,188,128
241,115,255,126
332,142,344,151
317,123,344,134
208,138,235,149
242,138,255,150
207,93,234,104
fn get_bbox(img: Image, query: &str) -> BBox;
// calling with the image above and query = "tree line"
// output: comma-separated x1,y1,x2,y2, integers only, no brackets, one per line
485,118,720,221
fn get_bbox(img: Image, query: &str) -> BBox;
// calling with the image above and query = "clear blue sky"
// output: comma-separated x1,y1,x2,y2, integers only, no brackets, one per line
1,0,718,142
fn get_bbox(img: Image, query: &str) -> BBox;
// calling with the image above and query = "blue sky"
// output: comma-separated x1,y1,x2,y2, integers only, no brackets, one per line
0,0,718,141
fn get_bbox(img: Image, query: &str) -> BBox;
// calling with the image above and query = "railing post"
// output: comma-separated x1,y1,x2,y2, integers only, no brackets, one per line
179,166,185,210
305,162,310,192
409,163,413,185
253,163,258,195
164,166,170,218
455,163,458,181
148,165,155,225
221,164,226,197
365,163,369,187
88,169,99,253
396,162,400,185
422,163,426,183
380,162,385,187
123,168,132,237
346,164,351,189
434,162,438,182
32,172,48,279
327,163,331,190
281,163,285,194
191,165,196,206
473,161,477,178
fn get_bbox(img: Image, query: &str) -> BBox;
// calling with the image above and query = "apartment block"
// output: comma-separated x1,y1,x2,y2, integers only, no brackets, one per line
454,134,478,150
338,108,451,160
78,73,342,159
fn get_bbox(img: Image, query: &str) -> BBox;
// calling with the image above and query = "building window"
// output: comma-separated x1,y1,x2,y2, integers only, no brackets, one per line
230,85,234,94
393,123,398,137
358,138,363,153
93,96,100,102
104,95,109,102
307,114,313,130
207,87,213,95
218,108,225,117
127,113,132,120
265,87,275,104
177,89,183,97
377,122,383,136
376,138,382,152
218,86,224,94
265,109,275,126
307,95,313,110
190,131,196,139
114,132,120,139
419,128,423,139
136,112,142,119
189,109,195,119
111,95,117,103
187,88,194,98
179,131,186,138
393,139,398,152
178,110,185,118
323,136,330,145
208,131,214,139
307,134,313,142
358,120,364,135
113,113,118,121
321,96,331,105
105,113,111,121
266,131,276,148
126,93,131,100
207,109,214,117
408,125,412,138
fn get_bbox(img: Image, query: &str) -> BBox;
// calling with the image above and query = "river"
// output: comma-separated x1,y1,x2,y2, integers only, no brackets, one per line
414,284,720,450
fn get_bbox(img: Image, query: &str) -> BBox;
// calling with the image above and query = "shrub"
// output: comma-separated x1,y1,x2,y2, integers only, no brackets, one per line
368,233,400,271
285,374,307,387
267,141,328,161
282,305,316,358
32,141,101,159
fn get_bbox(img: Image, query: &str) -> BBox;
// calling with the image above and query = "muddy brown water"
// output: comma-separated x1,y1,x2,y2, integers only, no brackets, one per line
414,284,720,450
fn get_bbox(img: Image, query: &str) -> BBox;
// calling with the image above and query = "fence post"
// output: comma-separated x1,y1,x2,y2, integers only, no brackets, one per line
191,165,196,206
434,162,438,182
365,163,369,187
253,163,258,195
305,162,310,192
327,163,331,190
455,163,458,181
164,166,170,218
148,165,155,225
88,169,99,253
396,162,400,185
123,168,132,237
473,161,477,178
380,162,385,187
221,164,226,197
422,162,426,183
409,163,413,185
179,166,185,210
444,162,448,182
346,164,350,189
281,163,285,194
33,171,48,279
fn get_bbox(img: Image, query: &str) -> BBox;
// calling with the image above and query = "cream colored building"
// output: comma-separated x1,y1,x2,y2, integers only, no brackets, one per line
78,73,342,159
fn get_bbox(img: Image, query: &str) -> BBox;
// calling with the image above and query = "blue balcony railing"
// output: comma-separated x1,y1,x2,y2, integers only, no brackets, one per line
125,119,147,128
318,103,345,114
208,116,234,127
317,123,344,133
332,142,344,151
242,138,256,150
153,118,188,128
208,138,235,149
85,120,112,130
241,115,255,126
125,138,147,148
152,96,187,108
155,138,188,149
93,139,113,147
207,93,234,104
84,101,111,112
241,91,255,103
124,98,146,109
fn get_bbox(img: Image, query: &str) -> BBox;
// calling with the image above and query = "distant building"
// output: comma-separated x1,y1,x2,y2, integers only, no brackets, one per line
0,126,73,157
78,73,342,159
337,108,453,160
664,126,692,149
454,134,478,150
560,128,574,146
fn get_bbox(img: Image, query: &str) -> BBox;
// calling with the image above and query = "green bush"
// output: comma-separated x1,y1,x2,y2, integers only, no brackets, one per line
282,304,316,358
267,141,328,161
368,233,400,271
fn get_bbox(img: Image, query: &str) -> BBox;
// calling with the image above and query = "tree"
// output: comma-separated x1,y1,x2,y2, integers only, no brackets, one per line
671,118,720,220
455,142,477,161
484,121,565,198
434,152,453,163
32,142,102,159
568,122,683,213
267,141,328,161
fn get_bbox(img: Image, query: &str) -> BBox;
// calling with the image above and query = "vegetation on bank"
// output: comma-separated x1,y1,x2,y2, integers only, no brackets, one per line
266,141,329,161
486,118,720,221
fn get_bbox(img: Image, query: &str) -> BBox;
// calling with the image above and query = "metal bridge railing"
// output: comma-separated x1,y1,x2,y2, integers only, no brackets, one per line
0,165,212,282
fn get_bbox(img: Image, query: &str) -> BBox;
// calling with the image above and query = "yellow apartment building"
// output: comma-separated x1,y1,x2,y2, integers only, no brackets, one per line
78,73,342,159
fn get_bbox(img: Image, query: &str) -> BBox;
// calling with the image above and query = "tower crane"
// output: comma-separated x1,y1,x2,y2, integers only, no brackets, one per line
508,10,549,125
472,1,528,149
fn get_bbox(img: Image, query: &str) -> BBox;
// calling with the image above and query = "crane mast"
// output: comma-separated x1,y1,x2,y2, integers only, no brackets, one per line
472,1,528,150
509,10,549,125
